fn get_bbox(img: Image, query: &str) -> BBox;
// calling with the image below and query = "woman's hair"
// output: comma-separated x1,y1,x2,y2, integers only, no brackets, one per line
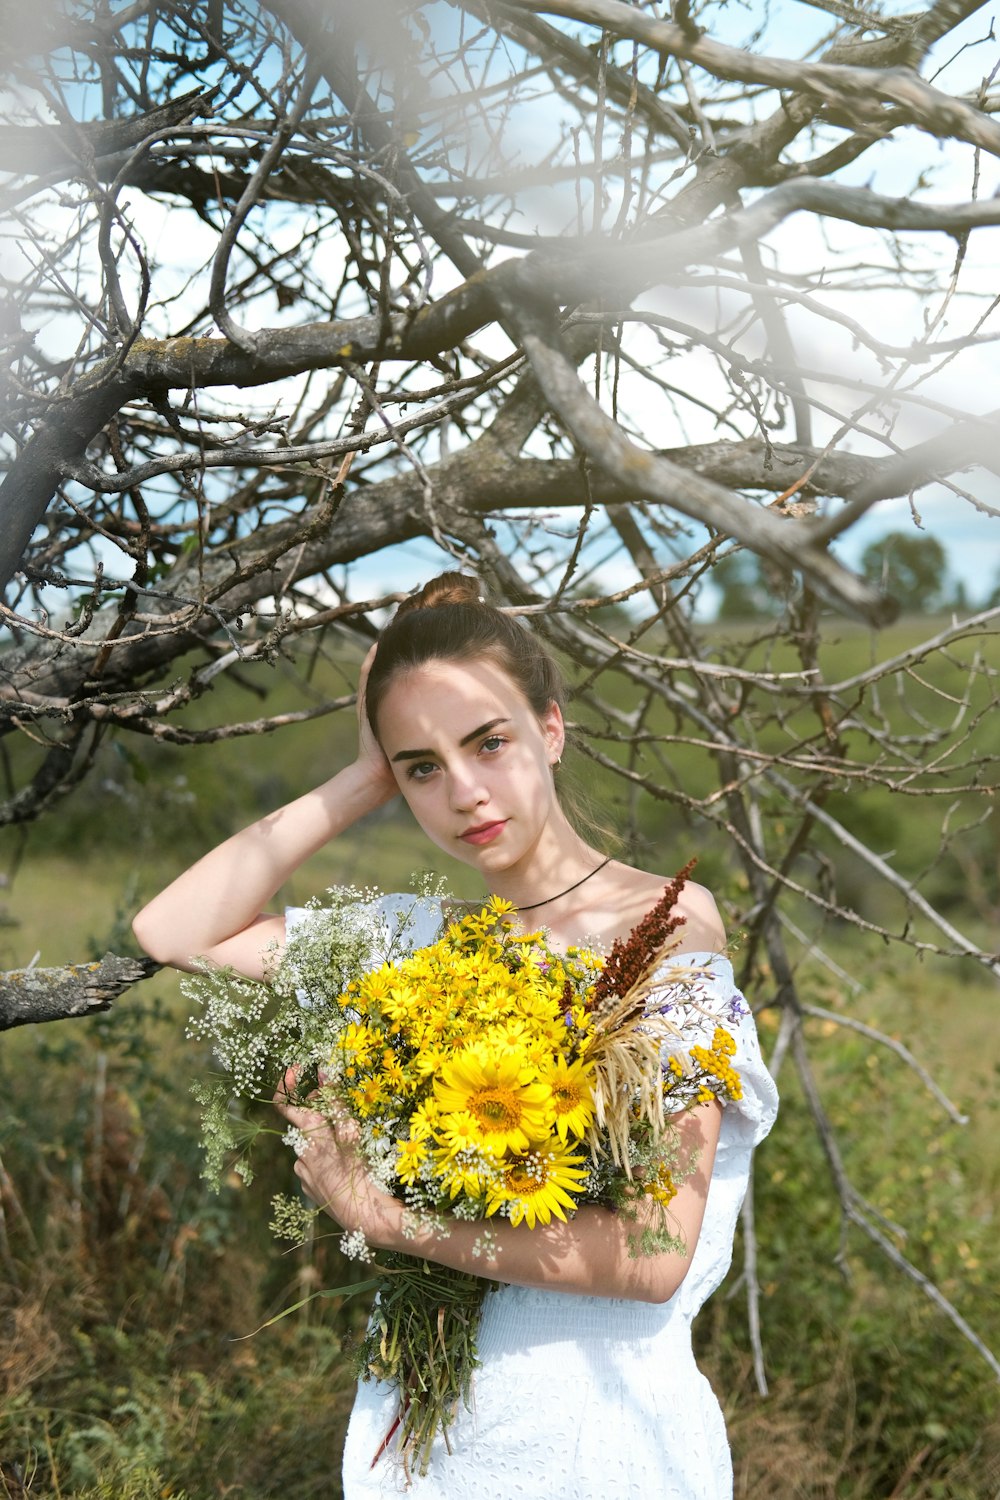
367,572,620,853
365,572,565,739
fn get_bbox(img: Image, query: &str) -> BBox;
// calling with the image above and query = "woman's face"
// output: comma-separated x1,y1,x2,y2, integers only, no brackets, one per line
376,656,565,875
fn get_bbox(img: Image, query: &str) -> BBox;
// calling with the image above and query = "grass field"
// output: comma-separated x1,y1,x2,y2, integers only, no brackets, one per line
2,612,998,1497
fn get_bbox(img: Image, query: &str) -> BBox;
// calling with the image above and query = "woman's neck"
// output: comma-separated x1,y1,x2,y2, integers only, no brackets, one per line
485,816,607,915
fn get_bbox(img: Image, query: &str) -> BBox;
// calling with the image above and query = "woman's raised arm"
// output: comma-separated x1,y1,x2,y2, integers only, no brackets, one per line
132,650,399,978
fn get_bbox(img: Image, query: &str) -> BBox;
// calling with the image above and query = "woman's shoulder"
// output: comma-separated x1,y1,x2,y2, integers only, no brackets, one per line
616,866,726,955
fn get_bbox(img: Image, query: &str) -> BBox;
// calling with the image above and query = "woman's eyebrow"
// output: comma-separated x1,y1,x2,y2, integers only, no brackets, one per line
390,718,510,763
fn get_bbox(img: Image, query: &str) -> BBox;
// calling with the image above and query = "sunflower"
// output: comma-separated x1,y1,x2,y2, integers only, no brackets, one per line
536,1053,596,1142
487,1139,589,1228
433,1044,552,1154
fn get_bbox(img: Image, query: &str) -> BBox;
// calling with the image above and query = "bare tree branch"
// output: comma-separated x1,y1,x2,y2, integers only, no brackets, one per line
2,0,997,1393
0,954,160,1031
503,0,1000,156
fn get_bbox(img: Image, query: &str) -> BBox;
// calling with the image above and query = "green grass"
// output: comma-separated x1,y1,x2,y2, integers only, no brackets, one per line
2,614,998,1496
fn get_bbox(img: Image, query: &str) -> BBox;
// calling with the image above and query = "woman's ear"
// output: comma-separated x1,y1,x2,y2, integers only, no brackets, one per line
540,701,565,765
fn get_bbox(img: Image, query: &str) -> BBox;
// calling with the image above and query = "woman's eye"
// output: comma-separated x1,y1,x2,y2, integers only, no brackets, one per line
405,739,505,779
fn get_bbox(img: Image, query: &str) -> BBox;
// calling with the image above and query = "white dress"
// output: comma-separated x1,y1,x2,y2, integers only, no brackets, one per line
286,895,779,1500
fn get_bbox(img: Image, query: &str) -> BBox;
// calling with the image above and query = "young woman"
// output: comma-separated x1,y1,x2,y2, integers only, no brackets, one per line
133,573,778,1499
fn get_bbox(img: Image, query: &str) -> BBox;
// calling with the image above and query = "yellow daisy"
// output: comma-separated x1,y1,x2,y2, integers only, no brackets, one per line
487,1139,588,1228
431,1148,488,1201
395,1137,428,1185
349,1075,388,1119
411,1043,451,1080
337,1020,379,1067
409,1098,443,1140
536,1054,596,1143
434,1044,552,1154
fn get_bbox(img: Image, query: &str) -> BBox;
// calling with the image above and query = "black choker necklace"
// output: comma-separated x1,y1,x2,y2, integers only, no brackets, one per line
513,856,613,913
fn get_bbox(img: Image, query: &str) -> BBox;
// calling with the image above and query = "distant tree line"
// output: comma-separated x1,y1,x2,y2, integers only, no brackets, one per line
713,531,984,620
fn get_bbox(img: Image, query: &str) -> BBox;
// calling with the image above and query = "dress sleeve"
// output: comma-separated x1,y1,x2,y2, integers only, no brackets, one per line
654,952,779,1151
658,953,778,1318
282,893,443,1012
283,904,312,942
283,893,443,962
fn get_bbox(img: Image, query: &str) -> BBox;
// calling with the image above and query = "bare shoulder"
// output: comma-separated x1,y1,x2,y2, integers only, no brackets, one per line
674,878,726,953
617,867,726,955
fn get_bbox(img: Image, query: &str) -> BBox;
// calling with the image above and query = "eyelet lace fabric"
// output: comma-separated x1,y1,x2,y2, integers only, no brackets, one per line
287,896,779,1500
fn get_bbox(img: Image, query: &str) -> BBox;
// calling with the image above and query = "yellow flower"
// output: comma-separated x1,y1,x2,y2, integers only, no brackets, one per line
430,1113,500,1198
433,1154,487,1200
690,1027,742,1101
535,1054,596,1142
487,1139,588,1228
395,1137,428,1185
434,1044,552,1154
349,1074,390,1118
412,1043,451,1080
435,1109,493,1158
644,1161,678,1208
338,1021,379,1067
409,1098,443,1140
565,1003,594,1038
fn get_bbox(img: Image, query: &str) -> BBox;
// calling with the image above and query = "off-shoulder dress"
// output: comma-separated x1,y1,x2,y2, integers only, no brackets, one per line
286,894,779,1500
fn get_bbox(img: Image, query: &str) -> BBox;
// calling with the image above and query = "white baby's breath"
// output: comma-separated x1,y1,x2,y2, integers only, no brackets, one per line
340,1227,374,1262
282,1126,312,1157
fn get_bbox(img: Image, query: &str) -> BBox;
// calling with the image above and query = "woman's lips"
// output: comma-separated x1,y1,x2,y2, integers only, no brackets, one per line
459,820,508,846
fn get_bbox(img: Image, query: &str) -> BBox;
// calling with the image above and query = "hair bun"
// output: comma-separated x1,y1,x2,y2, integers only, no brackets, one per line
396,571,485,619
367,569,566,744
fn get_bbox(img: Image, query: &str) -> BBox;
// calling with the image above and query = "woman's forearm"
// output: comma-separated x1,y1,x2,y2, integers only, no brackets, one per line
132,760,395,975
304,1102,723,1305
380,1195,693,1304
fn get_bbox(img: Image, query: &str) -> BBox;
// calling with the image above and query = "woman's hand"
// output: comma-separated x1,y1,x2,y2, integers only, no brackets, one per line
132,646,399,978
273,1068,402,1247
353,643,399,804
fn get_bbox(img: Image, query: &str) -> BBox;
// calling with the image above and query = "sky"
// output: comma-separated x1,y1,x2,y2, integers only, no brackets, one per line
8,0,1000,621
335,0,1000,611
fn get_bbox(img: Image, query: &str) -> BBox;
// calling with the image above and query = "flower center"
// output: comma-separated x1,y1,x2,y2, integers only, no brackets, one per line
471,1089,520,1130
505,1165,540,1195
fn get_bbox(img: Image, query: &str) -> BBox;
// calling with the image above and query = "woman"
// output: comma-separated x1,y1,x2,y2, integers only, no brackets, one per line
133,573,778,1499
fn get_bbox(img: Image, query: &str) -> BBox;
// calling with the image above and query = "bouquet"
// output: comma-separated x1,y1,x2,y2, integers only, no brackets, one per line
185,863,743,1476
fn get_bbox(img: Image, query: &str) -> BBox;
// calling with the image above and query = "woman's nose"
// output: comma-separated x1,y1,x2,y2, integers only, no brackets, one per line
448,765,489,813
